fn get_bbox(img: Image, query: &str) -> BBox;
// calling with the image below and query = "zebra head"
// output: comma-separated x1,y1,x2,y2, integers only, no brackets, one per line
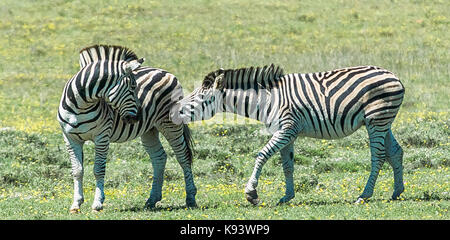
171,69,226,124
106,58,145,124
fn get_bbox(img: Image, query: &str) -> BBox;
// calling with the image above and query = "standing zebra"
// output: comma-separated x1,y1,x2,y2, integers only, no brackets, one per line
58,45,196,212
172,64,405,205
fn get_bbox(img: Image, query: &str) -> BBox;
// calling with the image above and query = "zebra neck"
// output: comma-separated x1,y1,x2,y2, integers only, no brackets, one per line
221,88,275,125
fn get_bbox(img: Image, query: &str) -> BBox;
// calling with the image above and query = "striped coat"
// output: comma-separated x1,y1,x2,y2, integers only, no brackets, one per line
58,45,196,212
175,64,405,205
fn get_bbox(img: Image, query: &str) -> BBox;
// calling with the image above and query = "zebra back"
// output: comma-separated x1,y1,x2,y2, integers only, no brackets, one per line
204,64,284,90
78,45,139,69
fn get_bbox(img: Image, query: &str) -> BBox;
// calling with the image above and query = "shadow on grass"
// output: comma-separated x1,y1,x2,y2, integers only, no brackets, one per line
118,204,214,213
117,193,448,213
285,195,448,207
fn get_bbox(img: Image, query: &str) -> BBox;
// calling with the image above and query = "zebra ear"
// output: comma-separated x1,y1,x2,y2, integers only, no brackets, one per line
214,73,225,89
125,58,145,73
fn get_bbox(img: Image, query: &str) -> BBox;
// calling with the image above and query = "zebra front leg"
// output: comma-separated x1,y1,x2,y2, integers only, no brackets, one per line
63,133,85,213
92,138,110,212
277,142,295,205
356,125,388,204
141,129,168,209
245,130,296,205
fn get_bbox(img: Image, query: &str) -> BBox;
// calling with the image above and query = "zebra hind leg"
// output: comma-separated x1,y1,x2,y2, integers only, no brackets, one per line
356,123,389,204
141,128,168,209
277,142,295,205
385,129,404,200
159,123,197,208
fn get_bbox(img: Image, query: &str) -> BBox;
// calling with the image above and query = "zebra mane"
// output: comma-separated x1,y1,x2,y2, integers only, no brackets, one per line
203,64,284,89
78,44,139,69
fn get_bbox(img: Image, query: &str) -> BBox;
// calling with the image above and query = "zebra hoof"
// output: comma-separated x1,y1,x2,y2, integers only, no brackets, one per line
69,208,81,214
354,197,366,204
277,195,294,205
391,187,405,200
246,190,260,206
144,204,155,210
186,198,198,209
91,202,103,212
186,202,198,209
144,199,157,210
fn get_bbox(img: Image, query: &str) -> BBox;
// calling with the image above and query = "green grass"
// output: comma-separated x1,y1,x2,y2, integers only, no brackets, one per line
0,118,449,220
0,0,449,219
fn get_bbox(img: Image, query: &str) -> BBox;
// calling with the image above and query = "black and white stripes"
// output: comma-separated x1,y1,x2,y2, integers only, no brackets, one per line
282,66,405,139
176,64,405,205
58,45,196,212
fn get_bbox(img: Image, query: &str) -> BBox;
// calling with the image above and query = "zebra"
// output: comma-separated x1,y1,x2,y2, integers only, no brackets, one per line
58,45,197,212
172,64,405,205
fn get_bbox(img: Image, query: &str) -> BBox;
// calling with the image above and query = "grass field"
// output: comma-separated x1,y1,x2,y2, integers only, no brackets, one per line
0,0,448,219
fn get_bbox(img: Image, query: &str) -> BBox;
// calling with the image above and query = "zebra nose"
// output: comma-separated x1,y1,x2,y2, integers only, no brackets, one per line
122,112,138,124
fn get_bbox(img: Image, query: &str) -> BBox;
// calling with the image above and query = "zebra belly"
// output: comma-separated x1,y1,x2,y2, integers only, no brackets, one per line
63,118,151,143
59,112,110,142
300,122,364,140
297,111,366,140
109,118,152,143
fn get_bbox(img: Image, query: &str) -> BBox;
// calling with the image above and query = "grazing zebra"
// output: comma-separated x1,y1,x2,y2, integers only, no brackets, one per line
172,64,405,205
58,45,196,212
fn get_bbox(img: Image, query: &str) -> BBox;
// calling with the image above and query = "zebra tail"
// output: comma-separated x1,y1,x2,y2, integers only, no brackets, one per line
183,124,194,165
